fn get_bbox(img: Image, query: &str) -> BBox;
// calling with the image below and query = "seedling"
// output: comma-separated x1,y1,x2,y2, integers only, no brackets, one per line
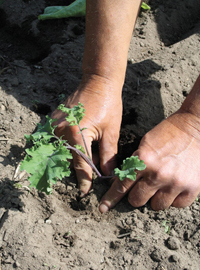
162,220,171,234
20,103,146,194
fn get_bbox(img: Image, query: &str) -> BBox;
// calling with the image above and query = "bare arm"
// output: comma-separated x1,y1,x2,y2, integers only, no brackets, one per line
52,0,142,195
83,0,142,86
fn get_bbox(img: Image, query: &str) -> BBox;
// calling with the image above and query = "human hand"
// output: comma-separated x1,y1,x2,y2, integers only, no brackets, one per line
99,110,200,212
51,75,122,195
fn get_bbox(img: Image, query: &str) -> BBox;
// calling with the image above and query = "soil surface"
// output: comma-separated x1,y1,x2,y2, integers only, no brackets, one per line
0,1,200,269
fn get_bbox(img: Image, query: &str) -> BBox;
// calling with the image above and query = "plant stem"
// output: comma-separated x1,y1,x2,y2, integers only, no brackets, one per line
67,144,113,180
72,110,92,160
67,144,102,177
77,123,91,159
53,134,107,178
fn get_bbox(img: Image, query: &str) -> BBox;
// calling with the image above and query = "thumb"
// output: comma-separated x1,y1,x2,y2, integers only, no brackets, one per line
99,132,118,176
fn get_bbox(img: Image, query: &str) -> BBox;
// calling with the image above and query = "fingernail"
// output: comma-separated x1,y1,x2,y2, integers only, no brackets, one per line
99,203,109,213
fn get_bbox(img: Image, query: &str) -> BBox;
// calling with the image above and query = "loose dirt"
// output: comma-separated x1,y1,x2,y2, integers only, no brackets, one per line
0,0,200,269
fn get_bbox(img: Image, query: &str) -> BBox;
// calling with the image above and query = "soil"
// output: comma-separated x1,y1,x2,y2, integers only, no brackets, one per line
0,0,200,269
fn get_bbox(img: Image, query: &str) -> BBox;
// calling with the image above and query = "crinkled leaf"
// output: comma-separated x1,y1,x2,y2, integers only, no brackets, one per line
114,156,146,181
20,141,72,194
57,102,85,126
25,116,56,143
141,2,151,10
38,0,86,20
74,144,85,154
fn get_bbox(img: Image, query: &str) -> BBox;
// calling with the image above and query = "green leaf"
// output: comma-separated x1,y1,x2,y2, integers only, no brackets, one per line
162,220,171,234
114,156,146,181
141,2,151,10
25,116,56,143
38,0,86,21
20,141,72,194
74,144,85,154
57,102,85,126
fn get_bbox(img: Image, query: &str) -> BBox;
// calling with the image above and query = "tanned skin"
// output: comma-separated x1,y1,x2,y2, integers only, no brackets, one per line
52,1,200,213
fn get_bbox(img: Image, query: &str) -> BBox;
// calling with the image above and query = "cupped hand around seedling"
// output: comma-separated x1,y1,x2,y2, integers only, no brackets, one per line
99,110,200,212
52,75,123,195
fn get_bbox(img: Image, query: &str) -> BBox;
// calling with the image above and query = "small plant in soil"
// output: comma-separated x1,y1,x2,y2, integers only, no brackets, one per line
162,220,171,234
20,103,146,194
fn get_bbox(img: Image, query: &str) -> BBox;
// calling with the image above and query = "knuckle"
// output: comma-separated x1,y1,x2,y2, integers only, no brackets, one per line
137,148,157,169
171,175,184,188
115,178,133,194
156,167,169,181
128,197,143,208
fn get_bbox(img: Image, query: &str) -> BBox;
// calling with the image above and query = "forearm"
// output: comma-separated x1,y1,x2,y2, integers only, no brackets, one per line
167,75,200,139
181,75,200,117
82,0,142,89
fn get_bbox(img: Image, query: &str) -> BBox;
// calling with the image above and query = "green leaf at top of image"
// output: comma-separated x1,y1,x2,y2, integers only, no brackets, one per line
38,0,86,21
141,2,151,10
114,156,146,181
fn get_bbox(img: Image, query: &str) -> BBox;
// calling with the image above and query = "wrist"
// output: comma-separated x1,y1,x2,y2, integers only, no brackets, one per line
79,73,123,96
167,75,200,140
180,75,200,118
82,65,126,91
167,109,200,141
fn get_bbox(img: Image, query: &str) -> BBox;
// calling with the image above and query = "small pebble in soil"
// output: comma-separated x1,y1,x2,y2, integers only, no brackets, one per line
45,219,52,224
166,237,180,250
150,249,164,262
156,264,167,270
14,261,21,268
169,254,179,263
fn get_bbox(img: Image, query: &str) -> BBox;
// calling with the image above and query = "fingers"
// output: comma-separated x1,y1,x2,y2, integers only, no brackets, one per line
99,131,118,176
72,150,93,195
71,130,94,196
149,188,179,210
99,177,135,213
99,175,192,213
172,190,198,208
128,178,157,208
55,119,94,195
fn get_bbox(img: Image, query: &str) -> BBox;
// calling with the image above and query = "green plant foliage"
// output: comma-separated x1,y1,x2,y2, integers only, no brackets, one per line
162,220,171,234
57,102,85,126
38,0,86,20
21,140,72,194
21,103,146,195
20,104,86,194
25,116,56,143
74,144,85,154
114,156,146,181
141,2,151,10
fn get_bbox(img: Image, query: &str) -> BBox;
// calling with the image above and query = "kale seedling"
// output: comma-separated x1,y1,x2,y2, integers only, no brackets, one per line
20,103,146,194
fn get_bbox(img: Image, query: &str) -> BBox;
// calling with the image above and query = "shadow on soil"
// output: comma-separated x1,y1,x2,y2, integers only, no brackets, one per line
150,0,200,45
0,2,165,215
